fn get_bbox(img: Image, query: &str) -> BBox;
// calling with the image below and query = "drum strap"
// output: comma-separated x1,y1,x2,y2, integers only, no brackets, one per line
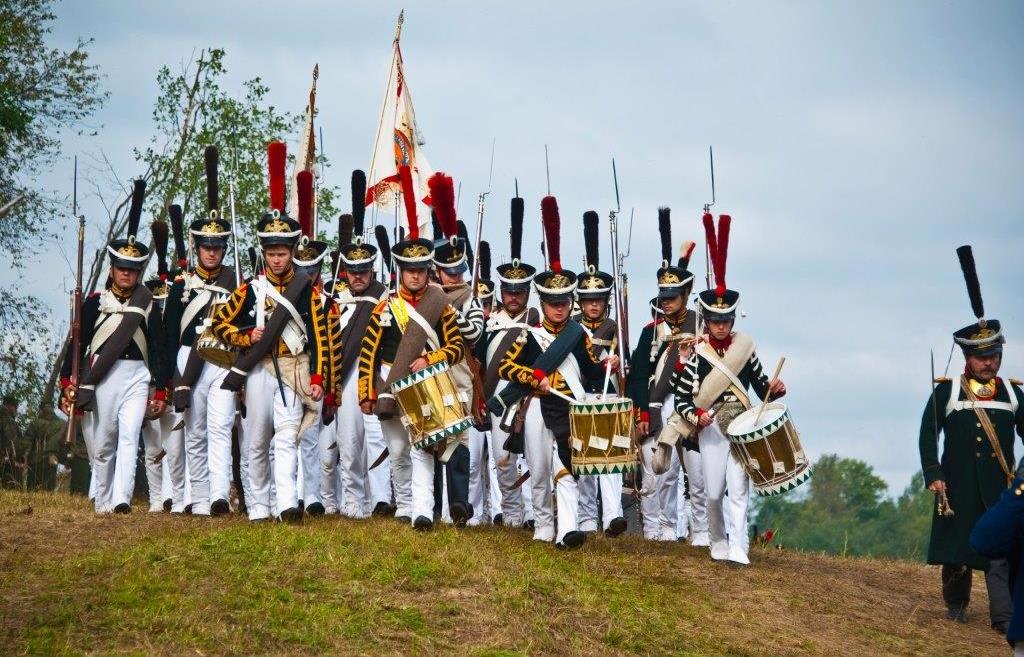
529,325,586,400
484,308,540,399
697,342,752,409
225,270,311,381
336,281,388,384
380,285,448,396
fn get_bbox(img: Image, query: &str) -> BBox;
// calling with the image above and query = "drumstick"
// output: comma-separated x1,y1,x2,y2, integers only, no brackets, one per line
753,357,786,426
601,360,612,400
547,388,576,404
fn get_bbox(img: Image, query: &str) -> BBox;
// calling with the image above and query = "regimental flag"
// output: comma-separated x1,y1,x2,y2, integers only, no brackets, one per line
288,64,319,233
365,13,434,241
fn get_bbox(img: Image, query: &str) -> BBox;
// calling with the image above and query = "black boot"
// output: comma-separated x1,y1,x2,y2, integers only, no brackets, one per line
450,502,472,528
305,502,325,517
945,604,967,623
113,503,131,514
556,531,586,550
373,501,397,517
413,515,434,532
606,517,627,537
279,507,303,524
492,513,504,526
210,499,230,516
162,499,172,513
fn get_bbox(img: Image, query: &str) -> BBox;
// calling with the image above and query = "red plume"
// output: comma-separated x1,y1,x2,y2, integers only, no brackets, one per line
427,172,457,239
297,170,314,238
541,195,561,272
268,141,287,212
702,212,722,296
716,214,731,295
398,164,418,240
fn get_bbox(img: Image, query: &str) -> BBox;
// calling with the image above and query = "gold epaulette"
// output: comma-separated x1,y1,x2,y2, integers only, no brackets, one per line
372,298,389,314
934,376,951,383
1010,378,1023,386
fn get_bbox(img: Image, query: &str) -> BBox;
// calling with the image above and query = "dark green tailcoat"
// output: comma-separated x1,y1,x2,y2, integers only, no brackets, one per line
919,377,1024,569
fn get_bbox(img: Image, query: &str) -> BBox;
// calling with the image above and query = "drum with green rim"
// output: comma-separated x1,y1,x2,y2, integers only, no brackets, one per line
569,396,637,476
392,361,472,450
726,401,811,496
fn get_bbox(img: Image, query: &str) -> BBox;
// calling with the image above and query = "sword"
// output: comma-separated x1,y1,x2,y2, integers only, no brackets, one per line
369,447,390,471
513,470,531,488
270,349,287,406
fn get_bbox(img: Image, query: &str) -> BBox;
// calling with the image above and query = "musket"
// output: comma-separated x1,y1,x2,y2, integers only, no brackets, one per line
470,139,495,297
228,170,242,286
64,157,85,445
608,158,630,391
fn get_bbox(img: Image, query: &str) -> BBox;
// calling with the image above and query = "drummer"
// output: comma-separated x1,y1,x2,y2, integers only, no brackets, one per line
672,214,784,565
491,196,619,549
573,211,627,538
357,230,467,531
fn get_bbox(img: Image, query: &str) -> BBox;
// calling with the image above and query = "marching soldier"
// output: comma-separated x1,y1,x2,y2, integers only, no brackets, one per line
489,196,620,549
671,213,784,565
213,142,331,523
60,179,169,514
321,181,392,518
482,195,539,529
430,173,485,526
163,147,239,515
358,197,468,530
629,208,707,542
291,171,336,517
141,243,174,512
919,245,1022,629
574,211,627,537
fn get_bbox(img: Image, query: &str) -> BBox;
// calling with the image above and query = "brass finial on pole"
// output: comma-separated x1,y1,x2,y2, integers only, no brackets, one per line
395,9,405,42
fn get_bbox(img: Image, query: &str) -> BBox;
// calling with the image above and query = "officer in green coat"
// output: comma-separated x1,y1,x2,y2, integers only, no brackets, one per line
919,246,1024,630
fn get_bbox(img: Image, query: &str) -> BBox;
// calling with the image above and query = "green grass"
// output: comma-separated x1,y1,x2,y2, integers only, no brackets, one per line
0,490,1008,656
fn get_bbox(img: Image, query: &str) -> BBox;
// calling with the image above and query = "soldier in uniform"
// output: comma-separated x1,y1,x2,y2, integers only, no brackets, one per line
629,209,706,542
919,245,1022,629
212,142,331,523
671,213,784,565
141,233,175,511
358,209,467,530
60,179,169,514
320,183,392,518
163,147,239,516
482,195,539,529
574,211,627,537
490,196,620,549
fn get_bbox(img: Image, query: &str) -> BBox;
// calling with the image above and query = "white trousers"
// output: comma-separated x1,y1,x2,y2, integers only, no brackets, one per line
484,436,504,521
377,364,412,518
522,401,579,543
466,426,495,525
243,363,304,520
699,421,751,563
82,360,150,513
488,381,526,526
321,369,373,517
177,347,236,514
141,411,182,511
578,473,624,532
297,403,323,507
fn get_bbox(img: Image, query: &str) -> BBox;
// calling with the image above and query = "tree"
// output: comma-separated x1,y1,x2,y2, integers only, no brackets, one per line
753,454,933,561
0,0,105,412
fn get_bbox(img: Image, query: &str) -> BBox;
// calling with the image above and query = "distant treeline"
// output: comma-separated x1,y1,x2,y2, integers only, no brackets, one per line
752,454,932,561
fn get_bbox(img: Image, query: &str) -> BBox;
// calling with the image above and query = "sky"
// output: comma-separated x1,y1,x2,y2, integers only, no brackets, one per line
7,1,1023,494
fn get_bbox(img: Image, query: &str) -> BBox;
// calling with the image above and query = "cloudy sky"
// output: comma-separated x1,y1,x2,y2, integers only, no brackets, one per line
9,1,1023,493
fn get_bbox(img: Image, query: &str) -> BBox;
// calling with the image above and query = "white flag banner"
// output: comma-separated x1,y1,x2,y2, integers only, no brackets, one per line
288,64,318,229
365,36,434,241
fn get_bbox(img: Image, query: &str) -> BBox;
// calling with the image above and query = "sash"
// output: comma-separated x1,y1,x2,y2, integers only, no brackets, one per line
374,285,447,418
485,320,585,416
172,268,238,408
961,376,1014,486
337,280,387,385
656,332,755,447
76,285,153,411
220,270,311,391
484,308,540,399
584,318,617,353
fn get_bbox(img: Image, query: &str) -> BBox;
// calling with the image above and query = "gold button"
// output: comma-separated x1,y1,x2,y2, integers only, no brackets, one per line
976,452,981,457
1017,490,1022,496
976,423,982,428
977,437,983,442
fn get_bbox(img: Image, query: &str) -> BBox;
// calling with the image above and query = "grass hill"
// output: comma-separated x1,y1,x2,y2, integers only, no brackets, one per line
0,490,1009,656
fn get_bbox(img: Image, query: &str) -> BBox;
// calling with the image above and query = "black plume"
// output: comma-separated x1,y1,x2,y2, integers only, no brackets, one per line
351,170,366,236
375,225,392,274
168,204,186,266
204,145,219,212
458,220,473,270
480,240,491,281
127,179,146,241
510,196,524,260
247,246,260,278
339,214,353,246
956,245,984,320
150,220,169,276
583,210,599,270
431,210,442,242
658,207,671,264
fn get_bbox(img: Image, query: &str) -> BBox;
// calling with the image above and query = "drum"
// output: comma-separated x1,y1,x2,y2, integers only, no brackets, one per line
392,361,472,450
726,401,811,496
195,327,237,369
569,396,637,476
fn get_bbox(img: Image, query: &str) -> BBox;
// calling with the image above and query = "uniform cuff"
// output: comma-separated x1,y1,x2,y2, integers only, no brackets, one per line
695,408,707,418
923,464,944,486
533,368,547,381
639,410,650,423
152,389,168,402
60,377,72,390
325,393,337,407
310,374,324,387
674,360,685,373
